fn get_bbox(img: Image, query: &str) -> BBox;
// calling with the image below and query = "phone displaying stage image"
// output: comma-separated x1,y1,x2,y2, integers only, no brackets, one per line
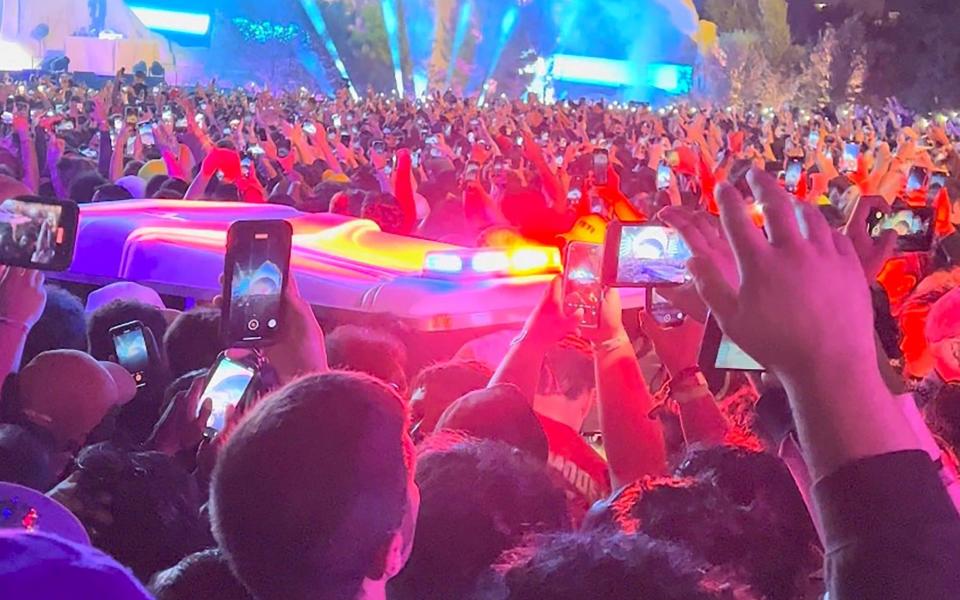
603,223,692,287
199,354,257,433
563,242,603,328
841,141,859,173
868,208,934,253
138,121,155,146
593,149,609,185
906,166,928,193
222,220,292,346
656,163,671,190
785,158,802,193
0,197,78,271
110,321,151,387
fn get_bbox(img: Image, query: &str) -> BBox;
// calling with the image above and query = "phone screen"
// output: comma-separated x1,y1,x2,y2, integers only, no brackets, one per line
715,334,763,371
0,198,77,270
841,142,859,172
563,242,603,328
199,356,256,433
593,150,609,185
906,167,928,193
869,208,934,252
113,326,149,386
785,159,802,193
607,224,692,286
656,164,671,190
138,122,155,146
223,221,293,346
931,172,948,190
808,131,819,149
302,122,317,135
649,289,685,327
464,162,480,182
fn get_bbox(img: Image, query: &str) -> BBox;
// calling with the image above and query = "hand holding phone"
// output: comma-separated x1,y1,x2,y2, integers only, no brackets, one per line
563,242,603,328
592,149,609,185
784,157,803,194
222,220,293,347
867,206,934,252
197,351,258,435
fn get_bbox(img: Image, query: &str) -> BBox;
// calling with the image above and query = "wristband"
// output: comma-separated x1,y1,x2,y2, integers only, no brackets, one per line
595,332,631,354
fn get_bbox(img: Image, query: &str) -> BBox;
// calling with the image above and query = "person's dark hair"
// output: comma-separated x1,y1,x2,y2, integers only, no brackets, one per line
213,182,239,201
87,298,168,362
389,437,569,600
325,324,408,395
72,443,210,580
163,308,223,379
56,156,96,196
92,183,134,202
210,372,410,600
484,531,729,600
329,189,366,216
123,160,145,177
587,459,819,600
158,178,189,198
0,423,55,491
149,548,254,600
361,192,406,234
21,285,87,367
145,174,170,199
926,383,960,455
409,359,491,436
68,171,107,203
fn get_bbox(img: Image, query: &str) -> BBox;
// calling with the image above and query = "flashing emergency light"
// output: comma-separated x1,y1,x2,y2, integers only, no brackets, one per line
423,247,561,279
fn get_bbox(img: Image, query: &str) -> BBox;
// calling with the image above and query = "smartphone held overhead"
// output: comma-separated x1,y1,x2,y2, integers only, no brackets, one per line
0,197,78,271
198,351,259,435
110,320,159,387
603,222,692,287
563,242,603,328
221,220,293,347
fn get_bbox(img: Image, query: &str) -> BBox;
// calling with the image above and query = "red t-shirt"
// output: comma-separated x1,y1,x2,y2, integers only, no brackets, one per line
537,415,611,524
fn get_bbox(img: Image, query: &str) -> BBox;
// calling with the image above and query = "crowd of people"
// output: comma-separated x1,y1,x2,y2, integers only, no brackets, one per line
0,66,959,599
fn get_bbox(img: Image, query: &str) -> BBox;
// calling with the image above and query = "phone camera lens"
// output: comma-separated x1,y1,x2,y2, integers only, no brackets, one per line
247,319,260,331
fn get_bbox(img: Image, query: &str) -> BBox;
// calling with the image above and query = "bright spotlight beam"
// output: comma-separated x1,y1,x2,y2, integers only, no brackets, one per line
477,5,520,104
446,0,473,85
298,0,359,100
381,0,404,96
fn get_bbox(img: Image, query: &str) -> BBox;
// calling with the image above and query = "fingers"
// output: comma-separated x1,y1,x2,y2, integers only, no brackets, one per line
716,182,766,269
747,169,802,247
196,397,213,429
799,202,833,249
688,255,738,323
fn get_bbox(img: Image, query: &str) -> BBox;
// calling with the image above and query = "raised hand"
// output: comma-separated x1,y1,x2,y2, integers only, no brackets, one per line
0,266,46,328
843,195,896,281
691,170,875,378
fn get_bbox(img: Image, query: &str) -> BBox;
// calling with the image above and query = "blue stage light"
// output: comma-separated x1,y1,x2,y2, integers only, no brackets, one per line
128,6,211,36
478,5,520,103
381,0,404,96
298,0,359,99
447,0,473,85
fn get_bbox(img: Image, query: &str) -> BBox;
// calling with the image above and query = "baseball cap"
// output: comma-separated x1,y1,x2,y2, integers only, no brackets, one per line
0,482,89,546
435,384,549,462
559,214,607,244
0,529,151,599
137,159,167,181
18,350,137,448
115,175,146,199
85,281,179,324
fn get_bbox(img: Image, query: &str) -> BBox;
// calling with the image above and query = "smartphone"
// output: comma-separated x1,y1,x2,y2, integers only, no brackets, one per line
340,133,350,146
371,139,386,154
807,130,819,149
109,320,156,387
515,136,524,147
124,106,138,125
841,141,859,173
698,314,764,372
302,122,317,135
930,171,948,190
784,157,803,193
222,220,293,346
555,156,564,168
411,150,421,169
647,288,685,328
868,207,934,253
0,197,78,270
906,166,928,193
426,135,438,146
602,222,692,287
656,163,671,191
563,242,603,328
248,145,264,156
112,117,123,131
241,157,252,177
198,352,258,434
467,131,476,144
137,121,155,146
464,161,480,182
593,149,609,185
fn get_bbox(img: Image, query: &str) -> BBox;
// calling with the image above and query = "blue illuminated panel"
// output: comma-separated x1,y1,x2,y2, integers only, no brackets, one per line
552,54,691,94
128,6,211,36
